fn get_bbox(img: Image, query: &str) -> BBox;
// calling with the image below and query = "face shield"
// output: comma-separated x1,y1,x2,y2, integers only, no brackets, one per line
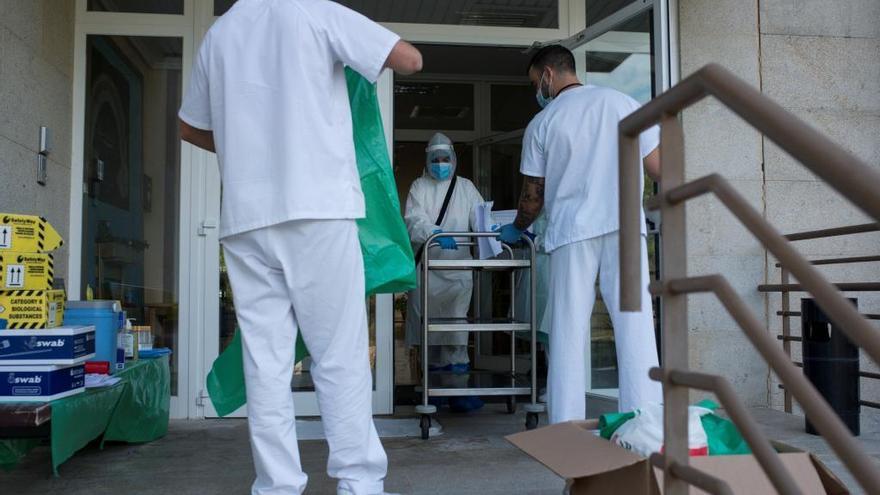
425,133,457,181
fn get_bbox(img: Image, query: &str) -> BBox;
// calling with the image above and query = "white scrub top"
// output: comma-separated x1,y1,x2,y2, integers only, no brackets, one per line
179,0,401,238
520,85,659,253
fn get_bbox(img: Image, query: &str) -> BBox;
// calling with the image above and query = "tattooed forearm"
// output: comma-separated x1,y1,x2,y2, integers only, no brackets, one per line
513,176,545,231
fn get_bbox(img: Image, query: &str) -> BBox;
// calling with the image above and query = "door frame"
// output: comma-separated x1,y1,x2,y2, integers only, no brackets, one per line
561,0,677,398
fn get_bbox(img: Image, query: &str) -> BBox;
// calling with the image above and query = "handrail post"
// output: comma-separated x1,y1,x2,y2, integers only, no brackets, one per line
660,114,689,495
619,125,642,311
780,267,792,413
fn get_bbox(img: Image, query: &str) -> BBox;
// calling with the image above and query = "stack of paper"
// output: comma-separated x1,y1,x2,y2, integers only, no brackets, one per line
473,202,522,259
85,373,122,388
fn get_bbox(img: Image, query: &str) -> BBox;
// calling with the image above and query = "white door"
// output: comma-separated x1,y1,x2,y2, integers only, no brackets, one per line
197,71,396,418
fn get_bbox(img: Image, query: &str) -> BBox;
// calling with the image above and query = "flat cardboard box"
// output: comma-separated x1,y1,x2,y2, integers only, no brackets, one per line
0,252,54,290
507,420,849,495
0,289,65,329
0,214,63,253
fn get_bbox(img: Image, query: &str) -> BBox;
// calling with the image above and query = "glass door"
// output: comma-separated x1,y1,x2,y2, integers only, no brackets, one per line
571,0,662,399
78,32,187,412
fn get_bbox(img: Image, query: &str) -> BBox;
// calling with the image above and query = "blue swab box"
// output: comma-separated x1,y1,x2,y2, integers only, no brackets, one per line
0,326,95,365
0,363,85,401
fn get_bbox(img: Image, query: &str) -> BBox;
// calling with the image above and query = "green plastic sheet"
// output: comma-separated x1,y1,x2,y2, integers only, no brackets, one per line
0,356,170,474
206,68,417,417
103,355,171,444
598,400,752,456
0,438,40,471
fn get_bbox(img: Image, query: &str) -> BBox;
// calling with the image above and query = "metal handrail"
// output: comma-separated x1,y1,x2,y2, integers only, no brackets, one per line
644,173,880,364
773,223,879,411
784,222,880,241
648,367,799,495
652,275,880,492
618,63,880,495
649,453,734,495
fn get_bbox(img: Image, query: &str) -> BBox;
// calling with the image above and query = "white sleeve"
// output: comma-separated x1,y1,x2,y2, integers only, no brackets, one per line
467,181,486,232
622,95,660,159
404,181,440,246
639,124,660,159
316,2,401,83
519,118,546,178
178,39,212,130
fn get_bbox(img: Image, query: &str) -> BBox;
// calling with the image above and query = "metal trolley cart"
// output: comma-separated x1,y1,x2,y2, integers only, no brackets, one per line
416,231,545,439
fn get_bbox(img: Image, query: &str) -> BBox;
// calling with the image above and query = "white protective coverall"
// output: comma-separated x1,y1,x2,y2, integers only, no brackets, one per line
404,133,485,368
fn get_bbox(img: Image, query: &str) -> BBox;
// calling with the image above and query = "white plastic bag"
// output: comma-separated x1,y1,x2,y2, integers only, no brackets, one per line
610,403,712,457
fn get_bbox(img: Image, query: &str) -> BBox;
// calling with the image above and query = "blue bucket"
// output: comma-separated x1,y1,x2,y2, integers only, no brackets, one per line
64,301,121,374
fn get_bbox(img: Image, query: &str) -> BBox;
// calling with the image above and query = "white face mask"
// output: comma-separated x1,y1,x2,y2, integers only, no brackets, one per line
535,71,554,108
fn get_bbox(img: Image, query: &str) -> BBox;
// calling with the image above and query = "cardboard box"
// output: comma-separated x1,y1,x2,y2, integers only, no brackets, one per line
0,326,95,365
507,420,849,495
0,289,65,329
0,214,64,253
0,363,84,402
0,252,54,290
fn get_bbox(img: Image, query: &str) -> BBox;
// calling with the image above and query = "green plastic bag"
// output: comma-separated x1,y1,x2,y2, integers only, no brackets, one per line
206,69,416,417
695,400,752,456
598,400,752,456
347,69,418,295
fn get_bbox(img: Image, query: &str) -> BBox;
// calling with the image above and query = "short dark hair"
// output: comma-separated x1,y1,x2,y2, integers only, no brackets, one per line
527,45,576,75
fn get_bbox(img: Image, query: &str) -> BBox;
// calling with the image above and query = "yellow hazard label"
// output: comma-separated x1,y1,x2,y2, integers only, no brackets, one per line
0,213,64,254
0,289,65,329
0,252,54,290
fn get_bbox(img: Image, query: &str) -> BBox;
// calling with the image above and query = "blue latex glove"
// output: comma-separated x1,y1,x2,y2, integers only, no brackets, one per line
496,223,524,244
433,230,458,250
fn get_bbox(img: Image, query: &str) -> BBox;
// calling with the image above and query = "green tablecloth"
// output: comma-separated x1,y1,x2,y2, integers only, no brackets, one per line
0,355,170,475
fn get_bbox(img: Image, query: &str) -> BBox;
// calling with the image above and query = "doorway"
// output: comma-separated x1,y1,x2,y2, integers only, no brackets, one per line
392,1,666,404
390,44,540,401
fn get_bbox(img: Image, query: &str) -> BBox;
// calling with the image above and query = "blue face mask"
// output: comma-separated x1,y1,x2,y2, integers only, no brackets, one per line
535,71,553,109
430,163,452,181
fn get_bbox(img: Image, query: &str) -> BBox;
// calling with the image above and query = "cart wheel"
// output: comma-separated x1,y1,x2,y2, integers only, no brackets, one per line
420,414,431,440
506,396,517,414
526,412,539,430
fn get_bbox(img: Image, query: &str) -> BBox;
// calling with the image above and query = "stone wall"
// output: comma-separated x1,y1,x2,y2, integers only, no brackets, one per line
0,1,75,281
759,0,880,419
678,0,768,406
678,0,880,419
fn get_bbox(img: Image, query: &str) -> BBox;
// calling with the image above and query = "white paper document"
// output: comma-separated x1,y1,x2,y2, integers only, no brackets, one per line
85,374,122,389
473,202,524,259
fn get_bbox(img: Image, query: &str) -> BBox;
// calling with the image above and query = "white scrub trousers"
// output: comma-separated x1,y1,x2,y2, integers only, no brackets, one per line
222,219,388,495
547,231,662,424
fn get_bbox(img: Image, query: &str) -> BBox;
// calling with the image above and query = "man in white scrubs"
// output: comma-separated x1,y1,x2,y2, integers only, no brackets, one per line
497,45,663,423
178,1,422,494
404,132,485,412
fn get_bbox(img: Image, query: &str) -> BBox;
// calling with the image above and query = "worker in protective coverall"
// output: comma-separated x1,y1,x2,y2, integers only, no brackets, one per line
178,1,422,494
405,132,486,412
